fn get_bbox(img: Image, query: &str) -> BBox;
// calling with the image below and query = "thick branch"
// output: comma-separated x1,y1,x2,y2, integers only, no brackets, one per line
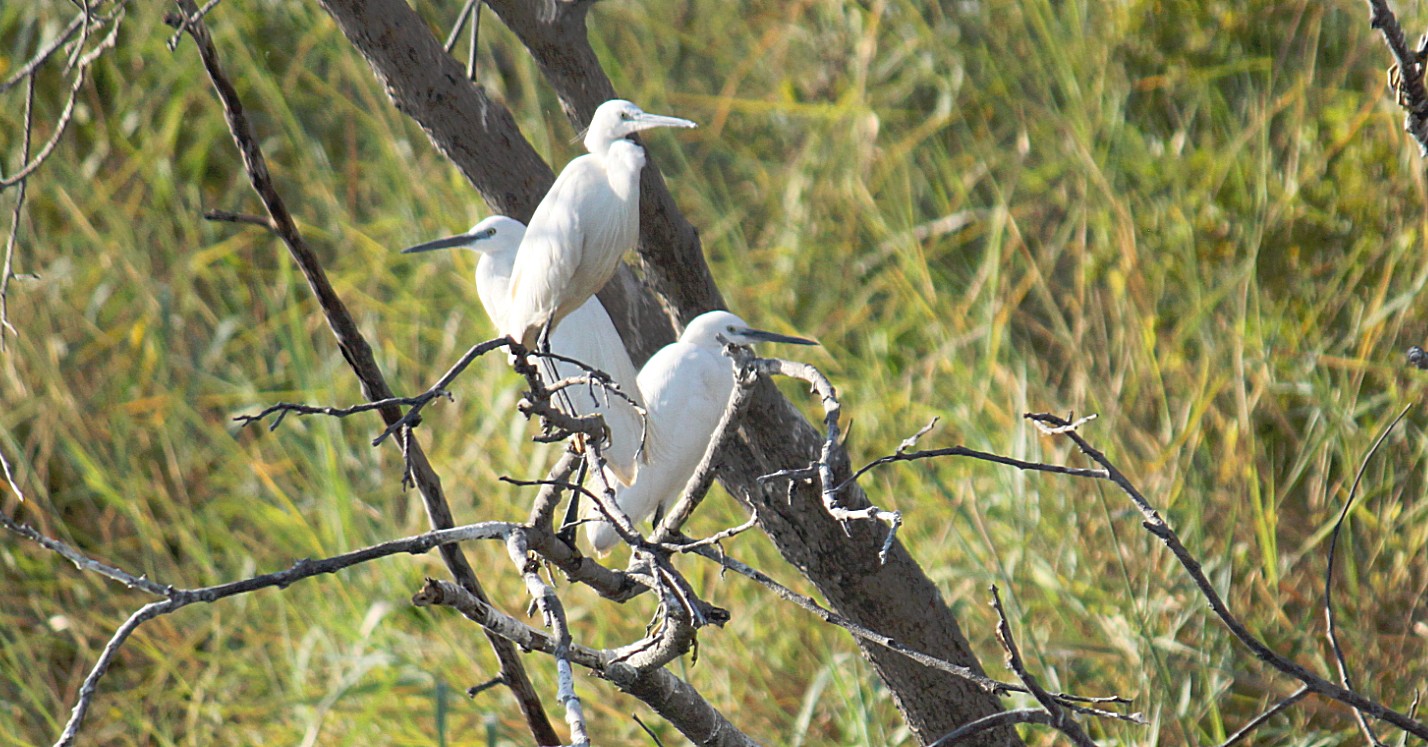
415,579,763,747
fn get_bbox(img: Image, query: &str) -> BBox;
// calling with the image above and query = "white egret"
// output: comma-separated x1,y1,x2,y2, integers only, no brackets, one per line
586,310,817,554
502,99,696,348
404,215,648,486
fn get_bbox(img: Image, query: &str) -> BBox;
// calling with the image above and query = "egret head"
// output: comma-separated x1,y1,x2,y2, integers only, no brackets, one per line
584,99,697,154
401,215,526,261
682,310,818,349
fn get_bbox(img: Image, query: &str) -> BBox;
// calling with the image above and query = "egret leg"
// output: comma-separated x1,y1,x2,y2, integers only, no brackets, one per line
535,319,588,456
556,455,589,545
465,1,480,80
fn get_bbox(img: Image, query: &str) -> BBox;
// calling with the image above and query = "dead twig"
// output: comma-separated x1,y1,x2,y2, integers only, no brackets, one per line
507,532,591,746
1323,406,1410,746
989,585,1097,747
1216,686,1311,747
684,541,1139,722
1024,411,1428,741
17,510,514,745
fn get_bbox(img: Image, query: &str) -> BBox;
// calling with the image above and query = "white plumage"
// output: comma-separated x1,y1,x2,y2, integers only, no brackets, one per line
404,215,648,486
586,310,816,554
501,99,696,348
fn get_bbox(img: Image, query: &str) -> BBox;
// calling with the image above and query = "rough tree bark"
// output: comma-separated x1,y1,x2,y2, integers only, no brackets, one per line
313,0,1021,743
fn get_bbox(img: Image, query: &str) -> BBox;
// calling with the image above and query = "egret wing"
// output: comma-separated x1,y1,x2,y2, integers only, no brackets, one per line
502,156,599,345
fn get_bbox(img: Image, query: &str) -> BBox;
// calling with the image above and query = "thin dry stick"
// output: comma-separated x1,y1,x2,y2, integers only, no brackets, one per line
1,75,35,348
22,513,515,745
649,347,759,544
1,447,26,504
164,0,222,50
832,415,1108,492
464,0,481,80
989,585,1096,747
926,710,1056,747
0,11,86,93
0,512,168,596
443,0,477,52
683,542,1141,725
203,208,275,230
1025,412,1428,740
0,6,123,190
1324,405,1410,747
370,337,514,446
235,393,451,431
1216,686,1311,747
168,4,557,741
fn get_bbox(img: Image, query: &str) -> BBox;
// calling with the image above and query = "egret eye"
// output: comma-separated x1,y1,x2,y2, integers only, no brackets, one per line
726,325,736,332
621,110,635,120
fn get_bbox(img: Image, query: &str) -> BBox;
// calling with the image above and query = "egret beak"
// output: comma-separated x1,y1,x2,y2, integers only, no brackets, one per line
735,327,819,346
401,226,496,254
629,112,697,133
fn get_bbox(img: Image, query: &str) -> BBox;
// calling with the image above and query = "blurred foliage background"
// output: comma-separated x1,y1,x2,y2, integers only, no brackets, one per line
4,0,1428,744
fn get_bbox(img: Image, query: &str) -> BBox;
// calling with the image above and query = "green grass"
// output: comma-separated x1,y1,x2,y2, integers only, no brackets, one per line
5,0,1428,744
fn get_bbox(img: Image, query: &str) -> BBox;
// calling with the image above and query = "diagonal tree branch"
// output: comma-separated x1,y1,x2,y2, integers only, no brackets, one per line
1323,406,1409,746
415,578,764,747
168,3,558,743
1025,412,1428,741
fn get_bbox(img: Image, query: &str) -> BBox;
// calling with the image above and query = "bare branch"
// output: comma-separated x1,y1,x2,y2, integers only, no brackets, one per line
508,532,591,746
36,512,513,744
165,0,225,50
685,543,1010,695
989,586,1097,747
414,579,765,747
443,0,478,53
370,337,512,446
0,9,123,190
1216,686,1311,747
0,445,26,504
661,509,760,553
682,542,1140,725
649,350,758,544
233,393,450,431
1,75,35,350
834,441,1108,494
203,208,275,231
0,11,86,93
927,710,1056,747
1324,406,1410,746
56,600,175,747
1023,411,1428,740
743,350,902,563
1,510,169,596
